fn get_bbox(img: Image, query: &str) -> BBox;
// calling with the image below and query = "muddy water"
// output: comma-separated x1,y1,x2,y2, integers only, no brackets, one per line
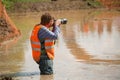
0,10,120,80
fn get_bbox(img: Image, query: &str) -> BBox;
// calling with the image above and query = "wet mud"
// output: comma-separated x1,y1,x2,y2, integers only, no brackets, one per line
0,0,21,44
0,17,16,43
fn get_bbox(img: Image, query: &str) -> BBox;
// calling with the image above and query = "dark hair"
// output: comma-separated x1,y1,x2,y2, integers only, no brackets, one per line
40,13,54,25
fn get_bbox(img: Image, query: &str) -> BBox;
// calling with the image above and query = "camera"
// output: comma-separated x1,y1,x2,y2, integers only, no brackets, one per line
60,18,67,24
53,18,67,26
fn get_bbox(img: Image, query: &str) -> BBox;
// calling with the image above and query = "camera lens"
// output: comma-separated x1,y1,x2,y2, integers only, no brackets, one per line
61,18,67,24
53,18,67,26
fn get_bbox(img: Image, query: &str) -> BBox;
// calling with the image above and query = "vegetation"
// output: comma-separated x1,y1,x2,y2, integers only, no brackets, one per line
86,0,102,8
2,0,51,10
1,0,119,11
2,0,102,11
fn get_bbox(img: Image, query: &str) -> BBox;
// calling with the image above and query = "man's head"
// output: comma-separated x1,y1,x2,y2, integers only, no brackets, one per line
40,13,54,28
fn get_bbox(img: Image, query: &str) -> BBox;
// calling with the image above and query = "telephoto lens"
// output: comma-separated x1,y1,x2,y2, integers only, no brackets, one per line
60,18,67,24
53,18,67,26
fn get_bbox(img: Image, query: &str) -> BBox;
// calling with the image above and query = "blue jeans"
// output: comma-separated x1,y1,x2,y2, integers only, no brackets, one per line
39,53,53,75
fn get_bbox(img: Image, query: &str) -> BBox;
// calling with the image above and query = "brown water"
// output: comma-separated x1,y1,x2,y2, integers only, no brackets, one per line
0,10,120,80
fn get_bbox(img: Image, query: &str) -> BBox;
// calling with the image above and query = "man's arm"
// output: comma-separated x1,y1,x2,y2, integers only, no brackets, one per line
38,26,60,40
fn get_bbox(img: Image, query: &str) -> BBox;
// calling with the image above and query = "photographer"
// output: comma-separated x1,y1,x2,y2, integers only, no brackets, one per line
30,13,61,75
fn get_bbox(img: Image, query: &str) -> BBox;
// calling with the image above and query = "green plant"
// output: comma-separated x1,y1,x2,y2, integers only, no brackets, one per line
2,0,51,10
87,0,102,7
2,0,14,10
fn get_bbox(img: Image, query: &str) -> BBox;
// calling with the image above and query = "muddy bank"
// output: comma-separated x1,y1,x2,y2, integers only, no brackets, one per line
0,0,20,44
10,1,102,12
0,17,20,44
9,0,120,13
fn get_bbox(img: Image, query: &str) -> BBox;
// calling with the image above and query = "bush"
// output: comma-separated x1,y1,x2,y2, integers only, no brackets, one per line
2,0,51,10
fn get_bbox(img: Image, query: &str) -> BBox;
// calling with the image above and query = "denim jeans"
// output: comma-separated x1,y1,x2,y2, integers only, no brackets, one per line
39,53,53,75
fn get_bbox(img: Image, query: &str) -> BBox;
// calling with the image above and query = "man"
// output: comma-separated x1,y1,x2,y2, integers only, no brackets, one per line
30,13,61,75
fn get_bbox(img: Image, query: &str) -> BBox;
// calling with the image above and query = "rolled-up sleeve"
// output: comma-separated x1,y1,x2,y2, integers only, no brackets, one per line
38,26,60,40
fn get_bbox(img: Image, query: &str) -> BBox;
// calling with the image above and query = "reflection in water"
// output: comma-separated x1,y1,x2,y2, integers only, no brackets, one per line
0,72,39,77
0,37,25,73
40,75,54,80
0,37,19,54
61,11,120,64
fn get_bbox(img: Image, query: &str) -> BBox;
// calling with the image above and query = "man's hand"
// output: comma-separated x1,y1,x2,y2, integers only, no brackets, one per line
55,19,61,26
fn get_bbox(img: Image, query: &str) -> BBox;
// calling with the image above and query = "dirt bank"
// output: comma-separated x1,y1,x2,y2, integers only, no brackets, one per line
9,0,120,13
0,0,20,44
0,17,20,44
10,0,102,12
